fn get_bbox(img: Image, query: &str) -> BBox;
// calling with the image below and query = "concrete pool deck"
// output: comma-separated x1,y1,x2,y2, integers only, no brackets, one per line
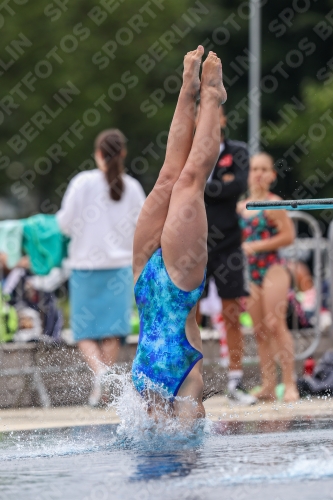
0,396,332,432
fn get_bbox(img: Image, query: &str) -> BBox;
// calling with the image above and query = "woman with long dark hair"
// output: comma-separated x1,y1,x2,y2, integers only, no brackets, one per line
57,129,145,406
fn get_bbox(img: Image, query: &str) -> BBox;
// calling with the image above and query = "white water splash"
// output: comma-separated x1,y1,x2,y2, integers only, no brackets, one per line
286,455,333,479
104,366,211,451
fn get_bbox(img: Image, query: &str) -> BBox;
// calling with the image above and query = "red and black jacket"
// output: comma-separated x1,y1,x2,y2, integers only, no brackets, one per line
204,139,249,254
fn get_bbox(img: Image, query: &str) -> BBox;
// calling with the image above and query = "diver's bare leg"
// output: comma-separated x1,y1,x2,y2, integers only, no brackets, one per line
133,46,204,282
162,52,227,418
161,52,227,292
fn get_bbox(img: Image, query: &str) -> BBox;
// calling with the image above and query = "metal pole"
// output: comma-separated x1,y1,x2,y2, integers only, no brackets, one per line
328,221,333,339
248,0,261,156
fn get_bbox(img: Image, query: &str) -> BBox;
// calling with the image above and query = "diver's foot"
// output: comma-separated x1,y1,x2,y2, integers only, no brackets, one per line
228,380,257,405
201,51,227,104
182,45,204,99
283,384,299,403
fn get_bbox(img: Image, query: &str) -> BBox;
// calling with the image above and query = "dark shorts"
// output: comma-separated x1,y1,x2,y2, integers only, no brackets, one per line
203,247,250,300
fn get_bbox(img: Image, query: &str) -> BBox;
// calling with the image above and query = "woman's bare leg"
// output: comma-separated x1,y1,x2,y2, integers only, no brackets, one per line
246,285,277,401
101,337,120,366
161,52,227,292
78,339,105,375
223,298,243,371
262,265,299,402
133,46,204,282
79,339,121,374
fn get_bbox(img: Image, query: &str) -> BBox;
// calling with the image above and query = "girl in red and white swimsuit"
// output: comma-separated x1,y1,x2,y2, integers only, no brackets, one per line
238,152,299,403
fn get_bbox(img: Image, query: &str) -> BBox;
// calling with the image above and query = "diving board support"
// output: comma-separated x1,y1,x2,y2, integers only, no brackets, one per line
328,221,333,340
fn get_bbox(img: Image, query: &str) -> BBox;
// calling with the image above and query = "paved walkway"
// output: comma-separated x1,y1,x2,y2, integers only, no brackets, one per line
0,396,332,432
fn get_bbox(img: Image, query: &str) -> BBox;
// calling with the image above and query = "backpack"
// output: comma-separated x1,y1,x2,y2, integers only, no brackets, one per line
286,288,311,330
0,286,18,342
297,351,333,397
6,269,63,343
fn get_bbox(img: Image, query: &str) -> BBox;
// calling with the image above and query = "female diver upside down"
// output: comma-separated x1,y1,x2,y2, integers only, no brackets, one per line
131,46,227,420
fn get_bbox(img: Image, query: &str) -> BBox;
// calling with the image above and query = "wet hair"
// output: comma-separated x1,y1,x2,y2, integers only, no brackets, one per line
202,387,224,402
251,152,275,170
94,129,126,201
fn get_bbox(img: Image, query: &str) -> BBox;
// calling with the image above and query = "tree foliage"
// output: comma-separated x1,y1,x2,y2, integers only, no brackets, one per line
0,0,332,215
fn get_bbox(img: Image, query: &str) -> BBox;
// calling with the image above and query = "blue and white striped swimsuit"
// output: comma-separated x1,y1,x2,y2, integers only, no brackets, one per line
132,248,205,399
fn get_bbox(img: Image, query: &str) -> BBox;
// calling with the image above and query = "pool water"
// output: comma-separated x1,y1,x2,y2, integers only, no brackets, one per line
1,418,333,500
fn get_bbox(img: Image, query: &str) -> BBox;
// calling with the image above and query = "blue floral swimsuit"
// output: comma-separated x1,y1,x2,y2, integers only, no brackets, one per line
132,248,205,399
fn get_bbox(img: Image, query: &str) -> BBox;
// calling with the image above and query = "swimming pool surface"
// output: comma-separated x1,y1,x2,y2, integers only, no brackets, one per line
1,419,333,500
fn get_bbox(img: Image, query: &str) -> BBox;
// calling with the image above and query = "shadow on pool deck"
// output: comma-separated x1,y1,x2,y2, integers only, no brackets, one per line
0,396,332,432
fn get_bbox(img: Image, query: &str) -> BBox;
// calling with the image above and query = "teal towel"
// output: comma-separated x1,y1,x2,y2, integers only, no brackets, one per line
0,220,23,268
22,214,69,275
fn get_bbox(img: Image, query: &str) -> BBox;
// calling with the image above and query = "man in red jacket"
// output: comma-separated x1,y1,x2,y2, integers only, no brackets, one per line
200,105,256,405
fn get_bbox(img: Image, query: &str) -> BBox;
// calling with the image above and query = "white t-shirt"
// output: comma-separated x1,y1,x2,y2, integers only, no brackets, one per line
57,170,146,270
